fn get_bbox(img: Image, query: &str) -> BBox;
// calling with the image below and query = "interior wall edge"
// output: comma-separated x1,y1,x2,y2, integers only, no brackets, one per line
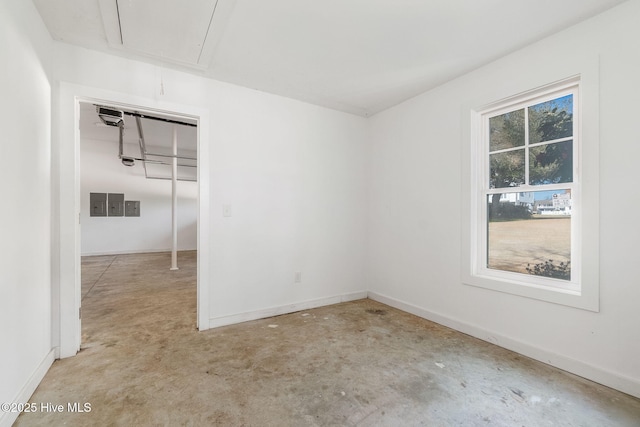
208,291,368,329
367,291,640,400
0,349,55,427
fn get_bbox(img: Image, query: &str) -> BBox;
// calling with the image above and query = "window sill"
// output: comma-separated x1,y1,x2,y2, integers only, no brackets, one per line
462,269,598,312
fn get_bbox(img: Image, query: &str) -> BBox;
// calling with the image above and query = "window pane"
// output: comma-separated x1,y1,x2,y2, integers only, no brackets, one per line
490,109,525,151
490,150,525,189
528,95,573,144
487,190,571,280
529,140,573,185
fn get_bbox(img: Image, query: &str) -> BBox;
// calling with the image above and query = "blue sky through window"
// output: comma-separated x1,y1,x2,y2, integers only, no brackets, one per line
530,94,573,114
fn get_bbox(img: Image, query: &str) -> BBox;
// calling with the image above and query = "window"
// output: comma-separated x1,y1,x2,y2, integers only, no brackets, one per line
480,84,579,292
462,74,601,310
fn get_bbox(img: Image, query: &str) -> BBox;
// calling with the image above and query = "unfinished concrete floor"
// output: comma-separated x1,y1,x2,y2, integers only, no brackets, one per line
16,252,640,426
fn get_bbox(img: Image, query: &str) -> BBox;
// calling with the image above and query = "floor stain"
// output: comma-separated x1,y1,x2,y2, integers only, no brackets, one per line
15,251,640,427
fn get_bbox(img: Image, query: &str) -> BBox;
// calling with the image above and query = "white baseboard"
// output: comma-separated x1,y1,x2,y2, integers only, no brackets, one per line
0,349,55,427
367,291,640,399
209,291,368,329
81,248,197,257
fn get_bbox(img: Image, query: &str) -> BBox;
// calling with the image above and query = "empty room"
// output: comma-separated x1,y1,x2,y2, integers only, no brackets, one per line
1,0,639,425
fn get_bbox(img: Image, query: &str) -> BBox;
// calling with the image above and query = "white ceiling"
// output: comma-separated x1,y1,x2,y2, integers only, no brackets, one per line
34,0,627,116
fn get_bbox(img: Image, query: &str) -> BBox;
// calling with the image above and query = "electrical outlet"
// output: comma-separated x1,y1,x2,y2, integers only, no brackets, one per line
294,272,302,283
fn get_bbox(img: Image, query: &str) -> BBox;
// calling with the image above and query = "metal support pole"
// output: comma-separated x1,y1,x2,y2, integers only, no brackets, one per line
170,125,179,271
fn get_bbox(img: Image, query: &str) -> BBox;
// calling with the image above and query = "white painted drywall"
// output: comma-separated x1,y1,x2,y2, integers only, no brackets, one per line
206,80,369,319
0,1,53,425
367,1,640,397
80,138,197,255
51,41,368,340
2,0,634,420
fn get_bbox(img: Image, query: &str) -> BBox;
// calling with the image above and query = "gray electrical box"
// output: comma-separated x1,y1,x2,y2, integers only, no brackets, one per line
107,193,125,217
125,201,140,217
89,193,107,217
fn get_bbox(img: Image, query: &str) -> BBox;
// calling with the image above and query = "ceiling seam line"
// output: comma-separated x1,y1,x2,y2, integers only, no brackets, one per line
198,0,220,63
115,0,124,44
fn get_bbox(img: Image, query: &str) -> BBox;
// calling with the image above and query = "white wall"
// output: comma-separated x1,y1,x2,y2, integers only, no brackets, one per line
81,138,197,255
0,1,54,426
51,42,368,335
367,0,640,397
4,0,632,416
208,84,369,321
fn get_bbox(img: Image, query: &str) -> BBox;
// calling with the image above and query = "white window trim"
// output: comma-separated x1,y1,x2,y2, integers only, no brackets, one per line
479,82,580,292
462,69,600,312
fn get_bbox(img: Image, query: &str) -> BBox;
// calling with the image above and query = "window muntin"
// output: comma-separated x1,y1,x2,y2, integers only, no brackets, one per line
480,86,578,291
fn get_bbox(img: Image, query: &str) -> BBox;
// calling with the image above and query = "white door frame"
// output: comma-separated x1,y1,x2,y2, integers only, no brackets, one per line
55,83,210,358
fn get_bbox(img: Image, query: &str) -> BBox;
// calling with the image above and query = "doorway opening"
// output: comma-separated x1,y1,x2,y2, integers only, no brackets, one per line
76,99,201,349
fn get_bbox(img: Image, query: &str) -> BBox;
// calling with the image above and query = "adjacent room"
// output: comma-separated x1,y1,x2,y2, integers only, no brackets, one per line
2,0,639,425
78,101,199,360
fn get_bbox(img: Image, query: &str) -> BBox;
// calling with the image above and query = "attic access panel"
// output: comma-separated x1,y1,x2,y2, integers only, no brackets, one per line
144,163,197,182
137,115,197,159
115,0,218,66
135,113,197,182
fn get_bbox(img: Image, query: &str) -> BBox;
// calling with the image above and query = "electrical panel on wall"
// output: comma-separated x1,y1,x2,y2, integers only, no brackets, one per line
125,201,141,217
107,193,125,217
90,193,107,217
91,193,141,217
